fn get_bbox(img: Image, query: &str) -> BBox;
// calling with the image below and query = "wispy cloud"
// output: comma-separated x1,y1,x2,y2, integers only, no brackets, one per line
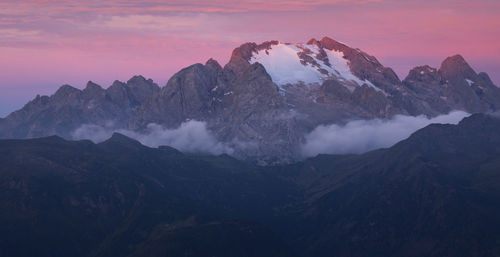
97,14,207,31
1,0,382,15
0,28,41,38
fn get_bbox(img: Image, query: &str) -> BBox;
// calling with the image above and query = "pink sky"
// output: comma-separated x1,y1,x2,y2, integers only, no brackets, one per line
1,0,499,117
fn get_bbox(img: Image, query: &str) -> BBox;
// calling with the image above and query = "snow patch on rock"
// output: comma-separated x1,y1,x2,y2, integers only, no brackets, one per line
249,42,382,95
249,44,324,92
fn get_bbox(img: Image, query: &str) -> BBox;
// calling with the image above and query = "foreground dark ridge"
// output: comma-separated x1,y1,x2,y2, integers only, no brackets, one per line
1,113,500,257
1,37,500,164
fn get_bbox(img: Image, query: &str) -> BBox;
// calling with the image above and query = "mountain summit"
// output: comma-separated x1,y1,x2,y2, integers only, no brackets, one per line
231,37,401,95
1,37,500,164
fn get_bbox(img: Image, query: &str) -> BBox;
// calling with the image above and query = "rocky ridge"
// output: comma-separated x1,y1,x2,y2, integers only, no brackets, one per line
1,36,499,164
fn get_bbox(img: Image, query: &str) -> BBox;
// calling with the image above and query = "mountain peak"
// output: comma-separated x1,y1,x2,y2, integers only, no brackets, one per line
100,132,145,149
442,54,466,65
319,36,348,51
85,81,103,90
111,80,126,88
54,84,79,96
109,132,136,141
236,37,379,91
126,75,159,89
405,65,439,82
230,41,279,62
83,81,105,98
306,38,320,46
230,42,257,61
439,54,477,80
127,75,151,85
205,58,222,71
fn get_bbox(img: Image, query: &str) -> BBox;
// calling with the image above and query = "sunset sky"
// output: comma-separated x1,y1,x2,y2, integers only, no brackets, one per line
1,0,499,117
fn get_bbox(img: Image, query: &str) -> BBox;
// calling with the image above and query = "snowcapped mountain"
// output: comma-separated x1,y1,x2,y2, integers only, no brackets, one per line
247,40,380,94
1,36,500,164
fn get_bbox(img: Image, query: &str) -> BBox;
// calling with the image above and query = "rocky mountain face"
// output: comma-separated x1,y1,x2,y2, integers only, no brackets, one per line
129,56,302,164
1,37,499,163
403,55,500,113
1,113,500,257
0,76,159,139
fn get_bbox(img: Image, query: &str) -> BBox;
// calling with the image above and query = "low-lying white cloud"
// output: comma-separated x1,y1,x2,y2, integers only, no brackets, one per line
301,111,470,157
72,120,233,155
71,122,116,143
